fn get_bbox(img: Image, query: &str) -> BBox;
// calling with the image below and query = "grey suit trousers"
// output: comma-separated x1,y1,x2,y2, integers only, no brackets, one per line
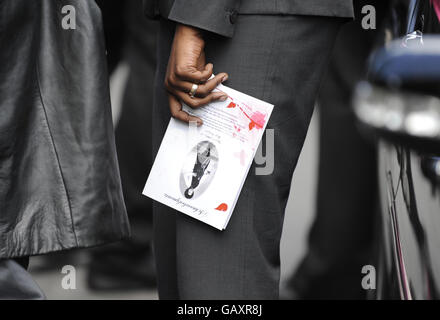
153,15,343,299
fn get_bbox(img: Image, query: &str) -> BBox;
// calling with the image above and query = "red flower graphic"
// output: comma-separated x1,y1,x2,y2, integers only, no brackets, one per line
215,203,228,212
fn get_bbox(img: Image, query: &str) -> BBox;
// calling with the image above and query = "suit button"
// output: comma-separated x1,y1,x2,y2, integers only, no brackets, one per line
229,10,238,24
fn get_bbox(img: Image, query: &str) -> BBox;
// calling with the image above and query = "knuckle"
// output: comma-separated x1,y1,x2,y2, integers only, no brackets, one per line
191,100,201,108
175,66,186,78
198,87,208,97
170,107,178,117
169,74,178,86
205,64,213,72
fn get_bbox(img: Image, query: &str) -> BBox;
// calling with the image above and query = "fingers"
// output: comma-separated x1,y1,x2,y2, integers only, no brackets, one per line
168,94,203,125
167,73,229,98
174,63,214,83
171,88,228,109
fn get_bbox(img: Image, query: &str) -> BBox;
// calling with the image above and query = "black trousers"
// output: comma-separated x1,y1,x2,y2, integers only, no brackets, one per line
0,258,45,300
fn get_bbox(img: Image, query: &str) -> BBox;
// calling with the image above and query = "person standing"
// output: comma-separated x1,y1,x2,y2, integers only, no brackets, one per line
144,0,354,299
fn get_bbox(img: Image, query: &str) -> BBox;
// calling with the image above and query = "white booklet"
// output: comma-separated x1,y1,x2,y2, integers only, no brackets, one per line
143,83,274,230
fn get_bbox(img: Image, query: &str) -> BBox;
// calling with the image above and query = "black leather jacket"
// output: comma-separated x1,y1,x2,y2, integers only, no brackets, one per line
0,0,130,259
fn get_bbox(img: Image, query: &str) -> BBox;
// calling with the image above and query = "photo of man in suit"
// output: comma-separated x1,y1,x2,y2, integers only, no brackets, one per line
144,0,355,299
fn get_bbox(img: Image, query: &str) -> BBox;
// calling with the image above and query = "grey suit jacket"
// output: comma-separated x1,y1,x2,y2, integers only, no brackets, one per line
144,0,354,37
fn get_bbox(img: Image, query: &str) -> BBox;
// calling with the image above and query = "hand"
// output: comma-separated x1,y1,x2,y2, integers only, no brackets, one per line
165,24,229,124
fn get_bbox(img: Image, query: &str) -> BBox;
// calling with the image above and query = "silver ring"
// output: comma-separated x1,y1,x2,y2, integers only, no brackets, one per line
189,83,199,98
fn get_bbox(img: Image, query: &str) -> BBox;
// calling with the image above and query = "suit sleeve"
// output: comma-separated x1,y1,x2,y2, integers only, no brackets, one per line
168,0,242,38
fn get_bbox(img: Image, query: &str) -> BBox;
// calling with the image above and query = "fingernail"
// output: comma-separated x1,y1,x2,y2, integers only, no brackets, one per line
219,95,228,101
222,75,229,83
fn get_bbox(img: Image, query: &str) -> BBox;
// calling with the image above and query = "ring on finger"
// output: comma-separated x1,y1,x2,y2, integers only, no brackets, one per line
189,83,199,98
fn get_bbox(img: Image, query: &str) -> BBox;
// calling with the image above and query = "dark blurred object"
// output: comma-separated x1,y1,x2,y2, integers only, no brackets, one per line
0,0,129,260
96,0,125,73
354,0,440,300
1,0,130,299
88,0,158,291
0,259,45,300
283,0,388,299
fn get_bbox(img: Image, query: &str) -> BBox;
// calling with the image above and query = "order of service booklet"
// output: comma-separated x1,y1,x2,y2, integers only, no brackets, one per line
143,83,274,230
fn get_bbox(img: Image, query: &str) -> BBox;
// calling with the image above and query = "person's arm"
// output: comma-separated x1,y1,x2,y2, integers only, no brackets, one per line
168,0,241,38
165,1,242,123
165,24,229,124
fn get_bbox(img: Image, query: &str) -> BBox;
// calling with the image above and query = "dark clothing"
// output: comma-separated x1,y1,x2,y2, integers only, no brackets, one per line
290,0,388,299
88,45,159,285
153,15,343,299
96,0,126,73
97,0,157,246
0,259,45,299
88,0,158,290
114,4,157,243
144,0,354,37
0,0,130,259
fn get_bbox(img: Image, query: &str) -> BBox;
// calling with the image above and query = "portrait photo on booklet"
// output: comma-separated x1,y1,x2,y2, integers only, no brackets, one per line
143,83,274,230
